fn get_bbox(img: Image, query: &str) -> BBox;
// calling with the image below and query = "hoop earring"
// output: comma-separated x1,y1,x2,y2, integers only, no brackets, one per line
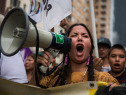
87,54,90,65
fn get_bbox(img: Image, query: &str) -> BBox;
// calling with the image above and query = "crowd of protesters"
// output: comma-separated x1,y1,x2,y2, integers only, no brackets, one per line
0,12,126,94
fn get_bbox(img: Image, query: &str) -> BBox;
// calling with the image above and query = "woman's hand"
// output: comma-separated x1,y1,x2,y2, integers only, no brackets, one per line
107,82,117,92
37,51,51,67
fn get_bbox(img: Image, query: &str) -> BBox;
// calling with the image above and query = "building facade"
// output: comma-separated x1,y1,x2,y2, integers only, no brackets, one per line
94,0,111,38
0,0,30,15
68,0,111,39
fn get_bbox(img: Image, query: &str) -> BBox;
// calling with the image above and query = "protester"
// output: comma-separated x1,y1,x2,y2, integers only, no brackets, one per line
96,37,111,72
0,52,28,83
0,14,28,84
20,48,32,62
108,44,126,86
37,23,119,91
25,53,36,84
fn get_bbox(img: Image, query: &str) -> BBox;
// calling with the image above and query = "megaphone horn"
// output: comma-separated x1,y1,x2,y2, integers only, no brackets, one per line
0,7,71,56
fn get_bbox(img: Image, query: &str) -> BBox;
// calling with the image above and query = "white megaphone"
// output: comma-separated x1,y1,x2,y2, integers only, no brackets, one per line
0,7,71,57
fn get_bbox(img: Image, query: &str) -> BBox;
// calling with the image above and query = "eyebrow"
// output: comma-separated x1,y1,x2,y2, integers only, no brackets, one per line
111,54,125,56
72,32,87,35
81,33,87,35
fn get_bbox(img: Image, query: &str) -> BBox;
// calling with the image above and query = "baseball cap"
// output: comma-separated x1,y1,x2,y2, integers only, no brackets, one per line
97,37,111,48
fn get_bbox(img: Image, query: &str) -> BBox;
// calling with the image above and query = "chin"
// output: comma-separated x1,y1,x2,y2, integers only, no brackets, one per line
75,59,85,64
113,69,123,74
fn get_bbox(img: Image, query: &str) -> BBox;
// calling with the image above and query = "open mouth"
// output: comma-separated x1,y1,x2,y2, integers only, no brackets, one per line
114,64,120,68
114,64,120,66
76,44,84,52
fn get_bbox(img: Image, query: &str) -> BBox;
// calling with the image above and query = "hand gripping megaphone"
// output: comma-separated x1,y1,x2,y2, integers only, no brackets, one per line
0,7,71,57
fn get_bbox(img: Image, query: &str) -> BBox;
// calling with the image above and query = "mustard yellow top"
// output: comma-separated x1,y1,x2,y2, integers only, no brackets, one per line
39,70,119,87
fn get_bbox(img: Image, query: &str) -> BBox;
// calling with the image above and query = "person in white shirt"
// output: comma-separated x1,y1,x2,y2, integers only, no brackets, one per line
0,52,28,83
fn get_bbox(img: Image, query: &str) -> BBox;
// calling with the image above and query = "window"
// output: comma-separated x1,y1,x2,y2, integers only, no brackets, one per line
16,1,20,7
96,24,98,27
101,5,106,9
100,24,105,27
101,17,106,20
81,16,85,20
96,31,98,34
101,11,106,15
95,18,98,22
77,20,80,24
82,0,85,3
95,6,98,9
72,16,75,22
87,0,89,3
82,8,86,12
102,0,106,2
24,4,26,10
100,30,105,34
86,18,89,21
67,15,71,22
10,0,13,6
86,7,89,12
95,12,98,15
95,0,99,3
77,2,81,7
72,6,75,12
76,11,80,16
13,0,17,6
10,0,20,7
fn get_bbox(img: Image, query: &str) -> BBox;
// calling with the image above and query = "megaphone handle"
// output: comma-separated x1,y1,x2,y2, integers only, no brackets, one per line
39,48,60,74
39,55,53,74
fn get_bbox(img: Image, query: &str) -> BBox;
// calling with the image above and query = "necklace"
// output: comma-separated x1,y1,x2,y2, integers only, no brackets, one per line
65,67,88,84
81,67,88,82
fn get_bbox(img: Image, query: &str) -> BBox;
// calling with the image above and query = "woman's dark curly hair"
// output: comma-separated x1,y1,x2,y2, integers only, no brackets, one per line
53,23,94,86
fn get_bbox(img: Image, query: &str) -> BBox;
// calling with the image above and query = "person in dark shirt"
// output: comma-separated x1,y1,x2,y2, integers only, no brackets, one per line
108,44,126,86
116,70,126,86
